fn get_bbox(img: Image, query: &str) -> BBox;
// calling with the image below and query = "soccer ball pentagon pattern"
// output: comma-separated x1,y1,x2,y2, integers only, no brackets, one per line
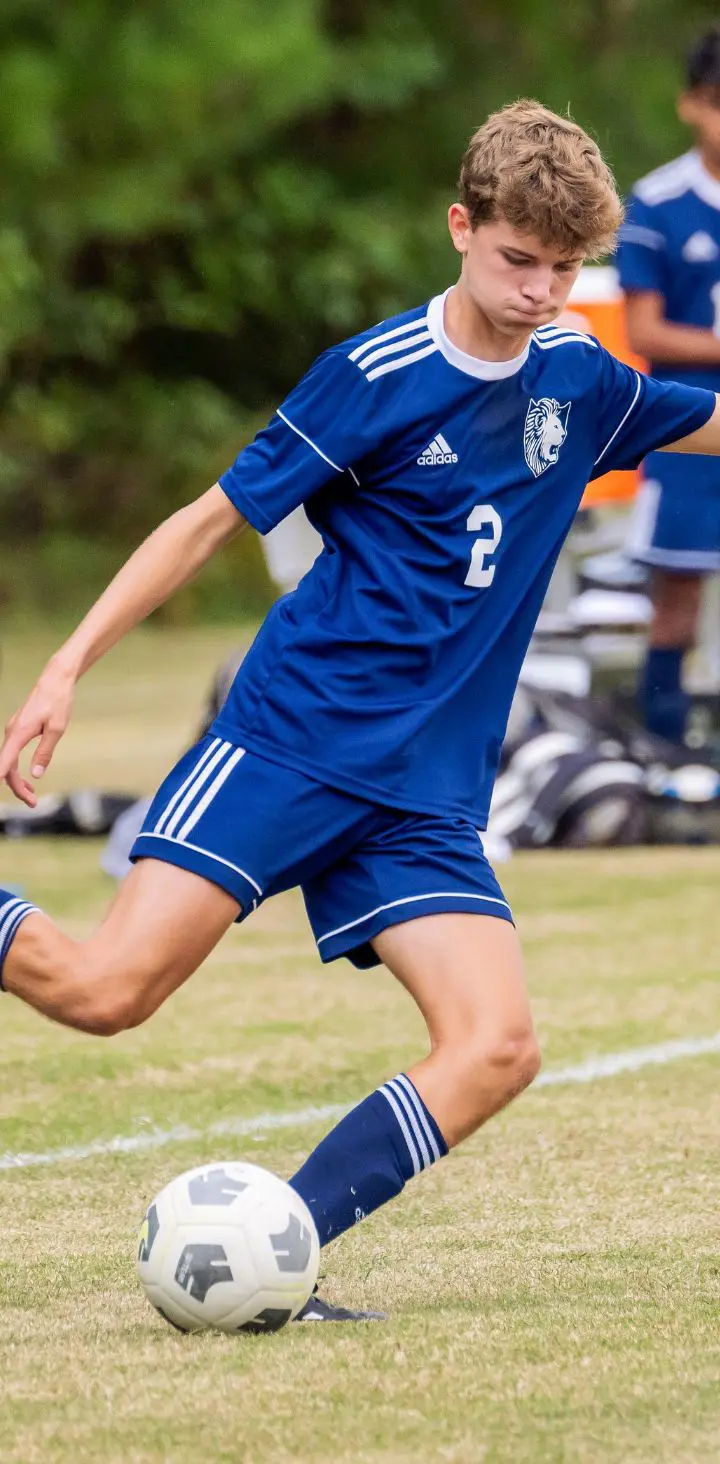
136,1161,320,1334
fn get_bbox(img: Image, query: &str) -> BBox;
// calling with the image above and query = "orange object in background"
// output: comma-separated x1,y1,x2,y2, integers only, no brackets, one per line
560,266,646,507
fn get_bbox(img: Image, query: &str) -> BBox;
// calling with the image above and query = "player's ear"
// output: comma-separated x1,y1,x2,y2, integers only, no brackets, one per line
448,203,472,255
677,91,699,128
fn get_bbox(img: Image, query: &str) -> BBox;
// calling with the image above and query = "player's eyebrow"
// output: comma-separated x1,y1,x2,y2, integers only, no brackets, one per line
500,246,538,261
501,245,583,267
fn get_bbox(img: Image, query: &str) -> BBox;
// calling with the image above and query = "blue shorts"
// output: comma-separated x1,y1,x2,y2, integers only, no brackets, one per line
629,452,720,572
130,736,512,968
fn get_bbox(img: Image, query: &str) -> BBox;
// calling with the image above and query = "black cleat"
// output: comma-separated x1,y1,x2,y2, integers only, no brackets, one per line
293,1288,387,1322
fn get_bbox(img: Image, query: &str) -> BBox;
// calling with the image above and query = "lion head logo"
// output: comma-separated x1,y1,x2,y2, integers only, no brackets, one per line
523,398,571,478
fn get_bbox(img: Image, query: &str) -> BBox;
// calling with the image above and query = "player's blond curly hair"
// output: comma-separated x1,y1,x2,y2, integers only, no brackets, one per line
458,100,622,259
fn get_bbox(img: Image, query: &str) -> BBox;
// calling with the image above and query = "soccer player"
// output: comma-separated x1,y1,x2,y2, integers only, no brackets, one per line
2,102,720,1322
618,27,720,743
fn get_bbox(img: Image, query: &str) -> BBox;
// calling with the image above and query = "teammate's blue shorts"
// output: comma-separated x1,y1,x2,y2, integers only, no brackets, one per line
628,451,720,572
130,735,512,968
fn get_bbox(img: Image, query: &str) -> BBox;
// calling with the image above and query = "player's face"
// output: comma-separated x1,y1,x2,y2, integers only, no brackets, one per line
448,208,584,334
678,88,720,169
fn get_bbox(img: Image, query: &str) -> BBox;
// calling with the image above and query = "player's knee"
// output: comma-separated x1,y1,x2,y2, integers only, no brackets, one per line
465,1026,541,1104
63,952,156,1036
71,983,139,1037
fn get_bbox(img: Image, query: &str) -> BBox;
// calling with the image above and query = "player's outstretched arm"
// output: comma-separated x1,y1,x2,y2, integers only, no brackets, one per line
0,485,245,807
661,394,720,455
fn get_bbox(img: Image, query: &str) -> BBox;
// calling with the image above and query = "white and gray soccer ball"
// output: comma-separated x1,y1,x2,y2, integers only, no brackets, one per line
136,1161,320,1334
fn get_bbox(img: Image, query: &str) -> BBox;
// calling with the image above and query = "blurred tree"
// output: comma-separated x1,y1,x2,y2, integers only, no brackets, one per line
0,0,717,612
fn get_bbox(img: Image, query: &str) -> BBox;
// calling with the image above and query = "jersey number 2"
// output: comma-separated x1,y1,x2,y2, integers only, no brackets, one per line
465,505,502,588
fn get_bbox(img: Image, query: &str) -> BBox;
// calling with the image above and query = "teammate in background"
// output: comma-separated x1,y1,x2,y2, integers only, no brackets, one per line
2,102,720,1322
618,27,720,744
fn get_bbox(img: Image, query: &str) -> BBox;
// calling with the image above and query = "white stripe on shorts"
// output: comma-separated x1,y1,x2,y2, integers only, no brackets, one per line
153,737,224,836
316,891,512,945
174,746,246,842
160,741,234,839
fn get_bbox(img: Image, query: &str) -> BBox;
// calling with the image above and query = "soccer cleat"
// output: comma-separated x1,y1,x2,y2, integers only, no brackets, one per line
293,1287,387,1323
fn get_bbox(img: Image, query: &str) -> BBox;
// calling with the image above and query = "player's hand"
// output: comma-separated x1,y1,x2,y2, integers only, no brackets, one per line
0,660,76,807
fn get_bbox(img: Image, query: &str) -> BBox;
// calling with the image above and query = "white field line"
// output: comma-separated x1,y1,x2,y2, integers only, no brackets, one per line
2,1031,719,1173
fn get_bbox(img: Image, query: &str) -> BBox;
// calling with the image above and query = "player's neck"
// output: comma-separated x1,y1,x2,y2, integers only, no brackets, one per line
444,280,532,363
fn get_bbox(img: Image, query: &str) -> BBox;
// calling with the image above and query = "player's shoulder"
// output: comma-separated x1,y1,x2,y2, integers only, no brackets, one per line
530,327,625,400
531,323,600,360
632,150,697,207
333,300,437,385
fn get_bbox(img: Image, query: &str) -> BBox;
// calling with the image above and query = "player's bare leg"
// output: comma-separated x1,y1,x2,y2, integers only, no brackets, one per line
2,860,239,1034
640,568,703,742
649,568,703,650
290,911,540,1320
374,911,540,1145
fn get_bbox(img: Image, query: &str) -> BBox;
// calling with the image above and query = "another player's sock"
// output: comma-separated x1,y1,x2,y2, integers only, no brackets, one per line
639,646,689,744
290,1073,448,1246
0,889,40,990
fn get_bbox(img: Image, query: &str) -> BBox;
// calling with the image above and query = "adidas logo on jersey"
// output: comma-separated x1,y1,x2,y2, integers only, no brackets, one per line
418,433,458,465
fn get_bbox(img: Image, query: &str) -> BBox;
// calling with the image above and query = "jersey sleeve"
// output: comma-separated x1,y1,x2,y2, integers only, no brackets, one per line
219,350,373,533
616,193,668,295
590,348,716,478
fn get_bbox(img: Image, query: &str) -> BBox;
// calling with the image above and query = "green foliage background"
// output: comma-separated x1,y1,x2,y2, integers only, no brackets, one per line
1,0,717,615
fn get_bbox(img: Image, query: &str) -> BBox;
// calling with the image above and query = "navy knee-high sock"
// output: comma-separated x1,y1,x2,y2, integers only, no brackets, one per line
290,1073,448,1246
639,646,689,743
0,889,40,990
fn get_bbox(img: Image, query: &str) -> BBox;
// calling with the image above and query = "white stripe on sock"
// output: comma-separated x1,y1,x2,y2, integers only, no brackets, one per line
0,901,37,966
378,1084,421,1176
393,1073,442,1163
0,899,25,958
386,1078,432,1169
175,747,246,842
162,741,233,838
154,737,223,835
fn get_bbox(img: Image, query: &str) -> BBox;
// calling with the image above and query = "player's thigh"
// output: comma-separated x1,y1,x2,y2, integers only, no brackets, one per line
372,910,532,1052
305,809,533,1042
86,857,240,1021
118,735,374,1019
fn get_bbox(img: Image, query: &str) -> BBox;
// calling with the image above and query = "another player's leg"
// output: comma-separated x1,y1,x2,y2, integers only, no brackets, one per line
291,912,539,1321
0,859,239,1032
628,461,719,743
639,567,702,743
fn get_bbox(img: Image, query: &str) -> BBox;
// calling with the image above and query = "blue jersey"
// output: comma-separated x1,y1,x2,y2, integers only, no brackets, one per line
617,150,720,391
216,290,714,825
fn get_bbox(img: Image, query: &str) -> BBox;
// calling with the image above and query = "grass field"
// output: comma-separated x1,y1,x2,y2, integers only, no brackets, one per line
1,627,719,1463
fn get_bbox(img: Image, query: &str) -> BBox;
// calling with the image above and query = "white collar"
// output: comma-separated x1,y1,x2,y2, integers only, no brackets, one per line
426,289,530,381
689,150,720,210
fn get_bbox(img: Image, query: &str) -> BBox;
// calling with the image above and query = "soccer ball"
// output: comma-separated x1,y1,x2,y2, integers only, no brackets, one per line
136,1160,320,1334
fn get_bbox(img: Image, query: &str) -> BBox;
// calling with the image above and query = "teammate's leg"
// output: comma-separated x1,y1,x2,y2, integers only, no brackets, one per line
639,568,702,742
628,458,719,742
0,860,239,1034
291,913,539,1246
